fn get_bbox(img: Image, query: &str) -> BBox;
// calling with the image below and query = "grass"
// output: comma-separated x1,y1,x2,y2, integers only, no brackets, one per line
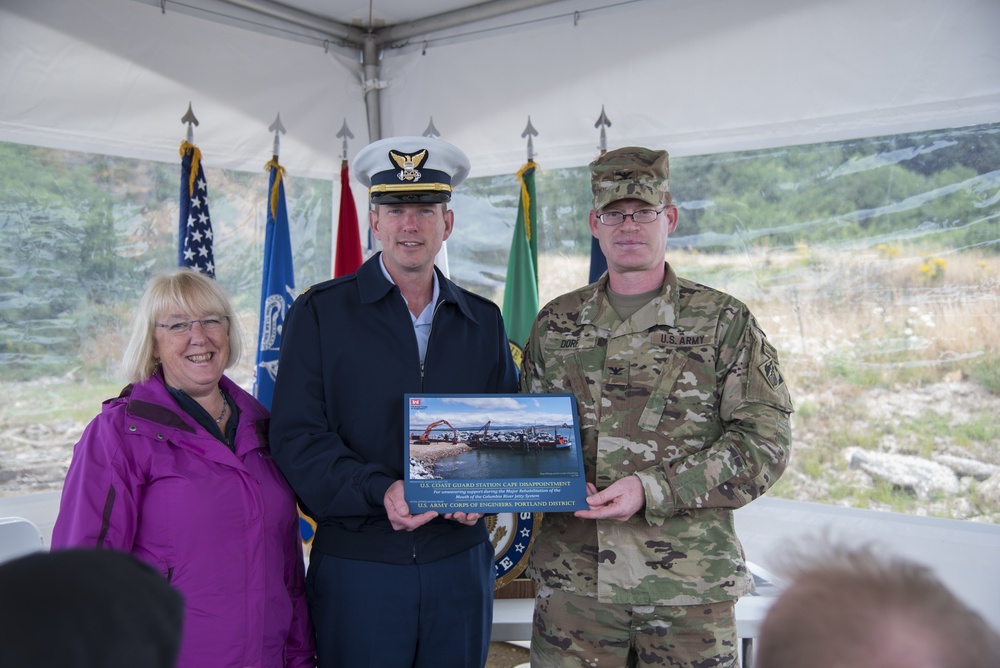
958,417,1000,445
792,398,819,420
4,379,124,424
969,353,1000,394
665,243,1000,522
785,446,836,480
905,414,964,455
823,354,890,388
861,482,911,514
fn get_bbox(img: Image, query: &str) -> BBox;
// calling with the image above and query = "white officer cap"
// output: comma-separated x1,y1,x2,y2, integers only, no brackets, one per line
353,136,471,204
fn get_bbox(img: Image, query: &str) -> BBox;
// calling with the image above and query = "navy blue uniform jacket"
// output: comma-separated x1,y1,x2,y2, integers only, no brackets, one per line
269,253,518,564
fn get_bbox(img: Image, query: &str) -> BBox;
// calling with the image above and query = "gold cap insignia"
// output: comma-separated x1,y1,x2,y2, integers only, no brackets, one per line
389,149,428,183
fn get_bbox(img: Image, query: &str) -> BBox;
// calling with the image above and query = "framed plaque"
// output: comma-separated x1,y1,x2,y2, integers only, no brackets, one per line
404,393,587,513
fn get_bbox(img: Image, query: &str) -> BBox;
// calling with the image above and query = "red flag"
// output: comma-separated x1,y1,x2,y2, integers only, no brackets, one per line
334,159,363,277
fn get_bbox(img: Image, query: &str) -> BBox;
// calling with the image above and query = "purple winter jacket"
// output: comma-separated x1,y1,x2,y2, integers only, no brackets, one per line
52,371,315,668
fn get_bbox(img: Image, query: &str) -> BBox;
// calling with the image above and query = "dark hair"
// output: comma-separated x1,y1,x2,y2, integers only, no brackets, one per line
0,549,184,667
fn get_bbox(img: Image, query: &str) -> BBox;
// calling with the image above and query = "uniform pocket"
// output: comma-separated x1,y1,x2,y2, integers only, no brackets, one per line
635,330,718,440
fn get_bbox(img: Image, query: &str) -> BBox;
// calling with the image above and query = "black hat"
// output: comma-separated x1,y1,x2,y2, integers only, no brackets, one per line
0,549,184,667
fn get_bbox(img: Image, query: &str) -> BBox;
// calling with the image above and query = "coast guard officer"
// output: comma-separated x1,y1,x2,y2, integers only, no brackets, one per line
270,136,518,668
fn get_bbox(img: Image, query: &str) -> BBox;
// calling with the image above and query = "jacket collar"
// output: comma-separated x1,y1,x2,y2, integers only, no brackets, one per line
113,375,194,433
115,370,269,454
356,251,479,325
578,262,679,331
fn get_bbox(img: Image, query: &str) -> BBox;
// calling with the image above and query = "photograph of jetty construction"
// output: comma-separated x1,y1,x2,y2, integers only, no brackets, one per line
405,394,583,482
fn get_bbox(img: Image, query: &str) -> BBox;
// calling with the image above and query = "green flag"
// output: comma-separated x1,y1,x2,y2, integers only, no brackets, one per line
502,160,539,363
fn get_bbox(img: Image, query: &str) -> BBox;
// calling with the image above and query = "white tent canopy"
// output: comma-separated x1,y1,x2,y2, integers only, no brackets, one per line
4,0,999,182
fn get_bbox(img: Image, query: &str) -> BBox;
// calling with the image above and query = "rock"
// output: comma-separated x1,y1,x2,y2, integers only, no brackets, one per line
848,449,959,498
942,369,964,383
976,472,1000,510
409,458,436,480
934,454,1000,481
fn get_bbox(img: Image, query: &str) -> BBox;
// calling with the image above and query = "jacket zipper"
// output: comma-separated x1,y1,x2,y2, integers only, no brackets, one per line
415,298,445,562
419,299,445,387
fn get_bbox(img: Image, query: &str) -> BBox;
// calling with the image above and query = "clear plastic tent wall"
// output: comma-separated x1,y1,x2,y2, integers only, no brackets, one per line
4,131,1000,523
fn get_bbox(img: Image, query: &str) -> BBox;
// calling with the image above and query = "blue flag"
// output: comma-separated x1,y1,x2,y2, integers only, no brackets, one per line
178,141,216,277
588,237,607,283
254,159,296,410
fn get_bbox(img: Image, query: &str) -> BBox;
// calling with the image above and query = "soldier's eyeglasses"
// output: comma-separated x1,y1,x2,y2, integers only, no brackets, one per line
597,208,664,226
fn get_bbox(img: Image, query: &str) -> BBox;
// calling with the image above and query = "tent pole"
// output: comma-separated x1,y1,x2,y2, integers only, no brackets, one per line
376,0,564,46
362,34,382,142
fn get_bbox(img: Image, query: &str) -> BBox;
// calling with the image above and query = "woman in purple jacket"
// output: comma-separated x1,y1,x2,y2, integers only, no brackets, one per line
52,269,315,668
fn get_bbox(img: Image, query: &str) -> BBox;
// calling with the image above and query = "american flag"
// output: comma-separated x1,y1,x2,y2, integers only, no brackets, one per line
178,141,216,278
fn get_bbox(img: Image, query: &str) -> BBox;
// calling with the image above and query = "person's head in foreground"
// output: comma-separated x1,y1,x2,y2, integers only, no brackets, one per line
0,548,183,667
755,543,1000,668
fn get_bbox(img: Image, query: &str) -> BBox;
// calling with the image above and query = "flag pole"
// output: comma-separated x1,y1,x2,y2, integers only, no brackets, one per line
178,103,217,278
181,102,198,144
522,115,538,162
423,117,450,278
259,114,311,543
588,106,611,284
595,105,611,155
334,120,363,278
501,117,540,362
499,119,543,596
255,113,296,409
269,112,286,162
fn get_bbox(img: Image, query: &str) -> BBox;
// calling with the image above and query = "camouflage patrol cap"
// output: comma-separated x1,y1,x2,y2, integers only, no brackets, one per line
589,146,671,210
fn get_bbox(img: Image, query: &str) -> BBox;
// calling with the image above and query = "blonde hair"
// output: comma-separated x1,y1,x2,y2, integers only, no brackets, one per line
121,269,243,383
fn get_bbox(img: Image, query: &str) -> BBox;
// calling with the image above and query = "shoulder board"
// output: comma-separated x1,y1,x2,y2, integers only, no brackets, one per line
295,274,355,301
454,284,499,308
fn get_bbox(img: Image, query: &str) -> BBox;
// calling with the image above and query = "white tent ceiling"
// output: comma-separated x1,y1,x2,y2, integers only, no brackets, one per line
2,0,999,182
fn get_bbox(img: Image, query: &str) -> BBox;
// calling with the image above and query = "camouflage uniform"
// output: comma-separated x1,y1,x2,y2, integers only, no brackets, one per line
521,264,792,605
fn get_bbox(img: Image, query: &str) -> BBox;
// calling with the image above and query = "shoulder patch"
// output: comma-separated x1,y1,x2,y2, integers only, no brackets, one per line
758,358,785,390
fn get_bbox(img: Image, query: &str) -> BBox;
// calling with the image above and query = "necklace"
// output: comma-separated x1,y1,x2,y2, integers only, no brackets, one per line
215,388,228,424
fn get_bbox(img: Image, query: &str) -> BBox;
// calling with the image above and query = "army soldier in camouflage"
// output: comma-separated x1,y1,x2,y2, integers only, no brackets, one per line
519,146,793,667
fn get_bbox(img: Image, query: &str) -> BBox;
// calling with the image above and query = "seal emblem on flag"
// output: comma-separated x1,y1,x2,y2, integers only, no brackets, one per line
489,511,542,589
